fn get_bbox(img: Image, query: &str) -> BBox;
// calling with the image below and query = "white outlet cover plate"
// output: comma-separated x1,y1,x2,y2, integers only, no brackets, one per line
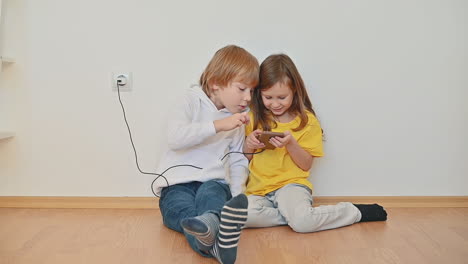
111,72,133,92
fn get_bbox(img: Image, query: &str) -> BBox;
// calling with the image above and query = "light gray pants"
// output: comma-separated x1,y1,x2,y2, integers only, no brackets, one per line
245,184,362,233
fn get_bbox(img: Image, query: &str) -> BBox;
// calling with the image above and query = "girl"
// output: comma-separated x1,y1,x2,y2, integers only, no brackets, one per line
243,54,387,233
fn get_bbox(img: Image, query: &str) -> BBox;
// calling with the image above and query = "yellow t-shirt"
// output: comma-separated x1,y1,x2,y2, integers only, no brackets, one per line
245,111,324,196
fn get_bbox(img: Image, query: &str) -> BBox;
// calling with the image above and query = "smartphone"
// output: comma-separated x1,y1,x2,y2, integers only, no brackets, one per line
258,131,285,150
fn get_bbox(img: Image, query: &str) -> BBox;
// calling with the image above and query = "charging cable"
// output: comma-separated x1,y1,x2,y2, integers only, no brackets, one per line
116,79,263,197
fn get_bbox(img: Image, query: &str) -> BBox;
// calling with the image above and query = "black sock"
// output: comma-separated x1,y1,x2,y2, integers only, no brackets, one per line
354,203,387,222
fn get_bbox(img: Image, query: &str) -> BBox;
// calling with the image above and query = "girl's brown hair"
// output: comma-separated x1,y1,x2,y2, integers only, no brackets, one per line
199,45,259,95
252,54,317,132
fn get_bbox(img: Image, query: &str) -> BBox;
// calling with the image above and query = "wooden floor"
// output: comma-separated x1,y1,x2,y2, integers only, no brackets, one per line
0,208,467,264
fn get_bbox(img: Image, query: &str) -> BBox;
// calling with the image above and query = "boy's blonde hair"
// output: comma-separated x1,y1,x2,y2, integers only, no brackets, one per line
199,45,259,95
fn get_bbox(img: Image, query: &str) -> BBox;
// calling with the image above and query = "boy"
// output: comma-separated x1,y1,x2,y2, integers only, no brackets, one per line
155,45,259,264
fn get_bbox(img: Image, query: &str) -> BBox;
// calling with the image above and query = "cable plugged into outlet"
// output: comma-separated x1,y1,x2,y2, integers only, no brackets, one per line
111,72,133,92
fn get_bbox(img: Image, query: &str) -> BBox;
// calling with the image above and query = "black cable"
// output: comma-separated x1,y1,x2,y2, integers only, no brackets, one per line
117,80,197,197
116,80,265,197
220,149,265,161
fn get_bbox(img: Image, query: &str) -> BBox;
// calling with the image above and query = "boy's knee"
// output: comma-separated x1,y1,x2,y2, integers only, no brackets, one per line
199,180,226,193
201,180,219,188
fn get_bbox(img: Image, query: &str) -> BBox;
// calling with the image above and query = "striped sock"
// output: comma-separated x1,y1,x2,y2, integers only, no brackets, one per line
210,194,248,264
181,212,220,252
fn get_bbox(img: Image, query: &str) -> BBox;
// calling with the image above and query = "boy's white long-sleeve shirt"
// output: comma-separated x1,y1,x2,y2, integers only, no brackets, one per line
154,86,249,197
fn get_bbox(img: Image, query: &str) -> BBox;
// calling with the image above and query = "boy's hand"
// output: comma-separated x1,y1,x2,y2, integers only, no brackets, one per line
246,129,265,150
269,130,295,148
214,112,250,132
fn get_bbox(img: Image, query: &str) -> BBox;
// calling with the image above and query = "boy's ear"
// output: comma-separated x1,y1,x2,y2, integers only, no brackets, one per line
212,83,221,91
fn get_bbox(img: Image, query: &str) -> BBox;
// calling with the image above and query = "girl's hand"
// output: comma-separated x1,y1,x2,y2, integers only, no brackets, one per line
246,129,265,150
269,131,296,148
214,112,250,132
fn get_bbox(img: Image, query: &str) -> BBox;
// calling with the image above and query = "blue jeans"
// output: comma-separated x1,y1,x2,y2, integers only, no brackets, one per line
159,180,232,256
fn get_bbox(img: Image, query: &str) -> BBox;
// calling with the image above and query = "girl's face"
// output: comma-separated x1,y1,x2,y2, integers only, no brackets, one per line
261,82,294,118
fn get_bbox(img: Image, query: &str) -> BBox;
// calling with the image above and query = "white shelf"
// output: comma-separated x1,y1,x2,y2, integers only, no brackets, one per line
1,56,15,71
1,56,14,63
0,132,15,140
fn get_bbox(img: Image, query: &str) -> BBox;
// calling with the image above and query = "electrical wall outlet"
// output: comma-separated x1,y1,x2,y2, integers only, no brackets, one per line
111,72,133,92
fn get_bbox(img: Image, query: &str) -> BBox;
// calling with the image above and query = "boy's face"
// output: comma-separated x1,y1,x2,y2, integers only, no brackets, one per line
212,81,253,113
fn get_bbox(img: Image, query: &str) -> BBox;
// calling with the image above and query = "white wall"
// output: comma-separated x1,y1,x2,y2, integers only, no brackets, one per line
0,0,466,196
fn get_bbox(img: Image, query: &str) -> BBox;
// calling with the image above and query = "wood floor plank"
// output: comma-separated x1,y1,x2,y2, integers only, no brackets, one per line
1,196,467,209
0,208,467,264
